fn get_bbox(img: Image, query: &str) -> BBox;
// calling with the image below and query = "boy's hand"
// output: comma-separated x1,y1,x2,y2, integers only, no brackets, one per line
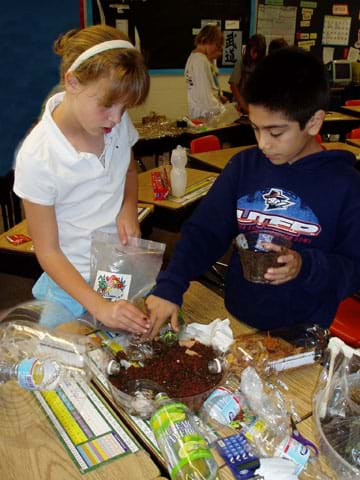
96,299,150,334
145,295,179,339
262,243,302,285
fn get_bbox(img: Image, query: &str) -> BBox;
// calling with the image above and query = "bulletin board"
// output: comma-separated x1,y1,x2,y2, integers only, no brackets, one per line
90,0,252,70
256,5,298,48
256,0,360,61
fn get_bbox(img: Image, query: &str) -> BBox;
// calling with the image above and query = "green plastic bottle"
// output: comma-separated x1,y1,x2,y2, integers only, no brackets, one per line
150,393,218,480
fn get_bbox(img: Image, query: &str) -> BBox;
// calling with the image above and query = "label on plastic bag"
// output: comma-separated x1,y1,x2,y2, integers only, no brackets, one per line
94,270,131,300
276,436,310,474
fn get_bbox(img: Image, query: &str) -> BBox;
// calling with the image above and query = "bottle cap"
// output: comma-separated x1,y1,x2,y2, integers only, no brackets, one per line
107,359,121,375
208,358,222,374
154,392,169,402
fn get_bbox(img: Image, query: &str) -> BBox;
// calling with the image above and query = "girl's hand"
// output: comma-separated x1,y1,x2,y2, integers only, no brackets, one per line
145,295,180,339
116,208,140,245
262,243,302,285
96,299,150,334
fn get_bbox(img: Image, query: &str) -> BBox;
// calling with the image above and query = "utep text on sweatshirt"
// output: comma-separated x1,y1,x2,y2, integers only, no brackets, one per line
152,147,360,330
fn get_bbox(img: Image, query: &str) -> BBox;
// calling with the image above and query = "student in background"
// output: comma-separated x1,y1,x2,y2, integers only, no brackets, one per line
145,47,360,337
14,25,151,332
268,37,289,54
229,34,266,113
185,24,228,119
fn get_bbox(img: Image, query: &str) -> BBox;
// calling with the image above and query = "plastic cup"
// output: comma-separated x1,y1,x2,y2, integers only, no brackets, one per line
235,231,292,284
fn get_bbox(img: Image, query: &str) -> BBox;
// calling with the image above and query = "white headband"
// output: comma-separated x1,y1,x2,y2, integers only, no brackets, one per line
67,39,135,72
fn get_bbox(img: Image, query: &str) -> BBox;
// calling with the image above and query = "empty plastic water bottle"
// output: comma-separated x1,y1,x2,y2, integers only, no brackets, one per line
0,357,69,391
150,392,218,480
170,145,187,197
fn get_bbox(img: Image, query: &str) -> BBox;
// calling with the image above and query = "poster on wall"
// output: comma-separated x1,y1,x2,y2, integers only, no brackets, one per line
256,5,297,47
223,30,242,65
322,15,351,46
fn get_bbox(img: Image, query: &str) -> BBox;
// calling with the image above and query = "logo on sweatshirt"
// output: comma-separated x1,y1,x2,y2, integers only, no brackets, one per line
262,188,295,211
237,187,321,238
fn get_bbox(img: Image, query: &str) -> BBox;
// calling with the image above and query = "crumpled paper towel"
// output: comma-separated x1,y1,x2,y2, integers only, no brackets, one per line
180,318,234,352
256,458,298,479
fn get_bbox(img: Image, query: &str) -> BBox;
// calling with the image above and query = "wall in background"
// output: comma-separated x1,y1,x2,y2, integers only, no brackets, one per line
0,1,79,176
129,75,230,122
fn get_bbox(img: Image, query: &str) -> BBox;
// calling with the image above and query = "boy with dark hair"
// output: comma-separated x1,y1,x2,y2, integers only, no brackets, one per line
146,47,360,337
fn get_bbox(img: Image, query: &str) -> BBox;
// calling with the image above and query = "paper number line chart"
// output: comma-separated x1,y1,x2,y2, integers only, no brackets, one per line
34,375,139,473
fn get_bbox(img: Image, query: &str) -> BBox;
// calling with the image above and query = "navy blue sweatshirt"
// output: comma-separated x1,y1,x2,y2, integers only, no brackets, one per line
152,147,360,329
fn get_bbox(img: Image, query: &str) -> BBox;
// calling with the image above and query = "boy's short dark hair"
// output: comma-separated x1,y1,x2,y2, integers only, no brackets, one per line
243,46,329,129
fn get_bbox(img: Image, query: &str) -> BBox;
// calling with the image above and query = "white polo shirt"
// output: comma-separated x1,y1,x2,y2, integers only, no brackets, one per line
14,92,138,280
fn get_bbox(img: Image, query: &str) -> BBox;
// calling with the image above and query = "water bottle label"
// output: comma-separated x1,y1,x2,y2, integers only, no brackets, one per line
17,358,44,390
276,437,310,475
17,358,61,391
203,387,241,424
266,351,316,373
150,402,214,478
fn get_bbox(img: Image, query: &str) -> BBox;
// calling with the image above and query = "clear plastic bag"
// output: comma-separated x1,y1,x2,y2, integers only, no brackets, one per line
313,337,360,477
240,366,289,434
90,232,165,304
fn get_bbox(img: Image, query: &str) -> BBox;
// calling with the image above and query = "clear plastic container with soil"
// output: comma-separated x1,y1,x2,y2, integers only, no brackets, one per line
235,231,292,283
107,339,223,417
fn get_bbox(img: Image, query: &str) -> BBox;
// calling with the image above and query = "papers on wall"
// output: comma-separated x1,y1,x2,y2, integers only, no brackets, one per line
347,47,360,63
256,5,297,47
323,46,335,65
322,15,352,46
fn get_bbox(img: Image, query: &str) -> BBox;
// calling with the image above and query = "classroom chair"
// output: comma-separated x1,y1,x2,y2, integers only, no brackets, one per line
0,171,22,231
345,99,360,106
346,127,360,139
190,135,221,154
329,296,360,347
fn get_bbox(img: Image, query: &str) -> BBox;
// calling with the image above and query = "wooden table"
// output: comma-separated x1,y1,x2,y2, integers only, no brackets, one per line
340,104,360,117
0,281,327,479
133,119,256,161
188,145,254,172
94,281,324,479
138,168,218,232
322,111,359,141
182,282,321,421
188,142,360,173
323,141,360,160
0,204,155,278
346,138,360,148
324,111,359,122
0,381,163,480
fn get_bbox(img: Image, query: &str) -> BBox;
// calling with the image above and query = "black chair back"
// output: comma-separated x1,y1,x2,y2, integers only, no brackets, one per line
0,171,22,231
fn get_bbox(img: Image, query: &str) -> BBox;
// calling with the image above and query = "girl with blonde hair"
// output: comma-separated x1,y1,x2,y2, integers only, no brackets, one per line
14,25,151,332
